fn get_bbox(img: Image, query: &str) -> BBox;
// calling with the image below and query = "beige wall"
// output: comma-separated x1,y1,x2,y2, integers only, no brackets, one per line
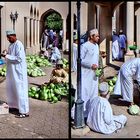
1,2,31,50
39,2,68,20
72,2,88,34
0,2,69,53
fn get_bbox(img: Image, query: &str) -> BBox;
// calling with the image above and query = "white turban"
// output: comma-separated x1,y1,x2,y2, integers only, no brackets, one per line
6,30,16,35
57,60,63,65
90,29,99,36
99,82,109,95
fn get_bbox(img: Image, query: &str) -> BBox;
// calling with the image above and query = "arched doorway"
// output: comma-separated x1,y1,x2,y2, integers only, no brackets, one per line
40,9,63,49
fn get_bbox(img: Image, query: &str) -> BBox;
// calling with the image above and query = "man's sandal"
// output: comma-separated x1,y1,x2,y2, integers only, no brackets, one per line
15,113,29,118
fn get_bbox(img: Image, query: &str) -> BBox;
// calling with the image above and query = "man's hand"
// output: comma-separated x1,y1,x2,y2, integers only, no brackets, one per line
91,64,98,70
1,50,8,58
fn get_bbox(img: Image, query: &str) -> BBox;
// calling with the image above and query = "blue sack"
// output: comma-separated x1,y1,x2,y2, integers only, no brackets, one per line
0,59,5,65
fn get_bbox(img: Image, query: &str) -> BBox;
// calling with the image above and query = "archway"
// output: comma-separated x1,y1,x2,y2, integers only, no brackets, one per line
40,9,63,49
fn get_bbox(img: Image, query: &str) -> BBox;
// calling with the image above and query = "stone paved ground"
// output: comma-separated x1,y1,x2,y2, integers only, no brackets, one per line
0,53,69,139
71,60,140,138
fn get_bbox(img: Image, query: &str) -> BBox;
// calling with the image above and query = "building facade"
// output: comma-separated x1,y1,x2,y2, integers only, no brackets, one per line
0,2,69,55
71,1,140,66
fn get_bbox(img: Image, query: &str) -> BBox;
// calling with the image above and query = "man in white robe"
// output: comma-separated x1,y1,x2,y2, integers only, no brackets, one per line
113,58,140,106
2,30,29,118
112,31,120,61
119,30,127,59
87,82,127,135
50,46,61,63
71,29,100,119
41,29,50,49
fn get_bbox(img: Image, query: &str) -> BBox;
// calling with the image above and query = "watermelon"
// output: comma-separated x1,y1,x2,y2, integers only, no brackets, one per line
128,104,140,115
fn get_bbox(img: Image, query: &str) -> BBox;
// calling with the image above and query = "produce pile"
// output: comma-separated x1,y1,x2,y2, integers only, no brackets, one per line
107,76,117,93
0,55,69,77
28,82,69,103
61,58,69,69
26,55,52,67
26,55,52,77
0,65,6,76
27,63,46,77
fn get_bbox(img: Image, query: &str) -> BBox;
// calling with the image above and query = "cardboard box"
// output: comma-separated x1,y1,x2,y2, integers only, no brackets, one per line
0,103,9,114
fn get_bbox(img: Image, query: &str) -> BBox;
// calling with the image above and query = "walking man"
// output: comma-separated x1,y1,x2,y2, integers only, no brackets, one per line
2,30,29,118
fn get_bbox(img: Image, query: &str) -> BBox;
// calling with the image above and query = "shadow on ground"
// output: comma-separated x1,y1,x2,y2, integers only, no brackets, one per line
109,95,131,107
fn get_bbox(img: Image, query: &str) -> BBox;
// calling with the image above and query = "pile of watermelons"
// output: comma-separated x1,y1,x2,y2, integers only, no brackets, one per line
61,58,69,69
28,82,69,103
0,54,69,77
26,55,52,67
26,55,52,77
0,65,6,76
107,76,117,93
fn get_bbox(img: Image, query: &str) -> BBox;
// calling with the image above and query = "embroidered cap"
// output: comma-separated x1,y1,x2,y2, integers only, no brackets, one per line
99,82,109,95
56,60,63,65
6,30,16,35
90,29,98,36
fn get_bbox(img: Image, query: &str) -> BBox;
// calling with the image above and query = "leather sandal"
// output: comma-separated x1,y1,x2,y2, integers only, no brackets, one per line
15,113,29,118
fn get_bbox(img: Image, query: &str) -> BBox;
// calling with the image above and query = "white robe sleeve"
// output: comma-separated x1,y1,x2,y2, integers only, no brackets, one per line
81,44,92,69
6,43,22,63
135,66,140,85
103,102,113,125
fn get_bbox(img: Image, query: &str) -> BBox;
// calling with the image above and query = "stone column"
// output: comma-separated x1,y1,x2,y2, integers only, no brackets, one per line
99,5,112,65
71,2,74,70
36,19,40,54
62,18,66,51
26,17,30,49
34,19,37,46
112,10,116,31
88,2,96,30
125,2,135,61
37,20,40,46
30,18,34,48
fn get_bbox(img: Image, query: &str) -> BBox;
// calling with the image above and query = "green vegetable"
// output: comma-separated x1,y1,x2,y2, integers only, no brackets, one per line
34,93,39,99
52,96,58,103
28,91,35,97
95,68,102,77
108,80,114,86
30,86,37,91
128,104,140,115
129,45,137,50
108,85,115,93
112,76,117,84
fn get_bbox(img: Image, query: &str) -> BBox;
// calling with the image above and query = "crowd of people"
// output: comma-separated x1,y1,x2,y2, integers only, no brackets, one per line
112,30,127,61
40,28,63,63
